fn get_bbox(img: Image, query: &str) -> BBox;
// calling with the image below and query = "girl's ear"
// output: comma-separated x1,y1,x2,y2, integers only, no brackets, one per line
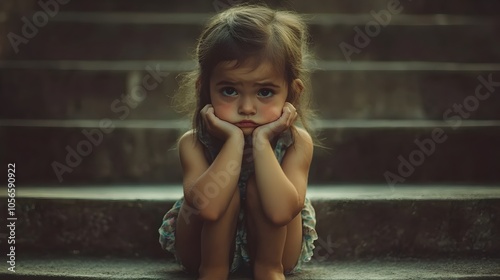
289,78,304,103
292,78,304,94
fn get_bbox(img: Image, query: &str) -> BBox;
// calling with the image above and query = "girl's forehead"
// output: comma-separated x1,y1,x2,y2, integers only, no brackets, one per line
212,58,285,82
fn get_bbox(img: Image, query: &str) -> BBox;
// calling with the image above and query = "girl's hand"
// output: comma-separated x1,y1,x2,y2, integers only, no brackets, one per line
253,102,297,143
201,104,243,141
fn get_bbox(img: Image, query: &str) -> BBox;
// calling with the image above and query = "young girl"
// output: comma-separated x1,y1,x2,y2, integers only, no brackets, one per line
159,4,318,280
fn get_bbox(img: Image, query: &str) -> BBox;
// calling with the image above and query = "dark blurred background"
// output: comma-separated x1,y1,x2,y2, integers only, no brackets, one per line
1,0,500,187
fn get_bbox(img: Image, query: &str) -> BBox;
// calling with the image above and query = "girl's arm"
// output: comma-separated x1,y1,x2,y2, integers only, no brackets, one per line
252,127,313,226
179,130,244,221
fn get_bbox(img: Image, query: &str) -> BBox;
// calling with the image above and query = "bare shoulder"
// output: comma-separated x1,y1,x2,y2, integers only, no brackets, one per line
285,127,313,164
178,130,207,164
292,127,313,149
177,130,210,196
178,129,198,149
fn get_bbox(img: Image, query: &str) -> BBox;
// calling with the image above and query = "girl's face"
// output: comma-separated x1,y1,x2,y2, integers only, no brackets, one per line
209,59,288,135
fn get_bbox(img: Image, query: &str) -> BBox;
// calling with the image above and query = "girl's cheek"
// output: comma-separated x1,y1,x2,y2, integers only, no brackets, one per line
213,102,233,121
261,104,282,122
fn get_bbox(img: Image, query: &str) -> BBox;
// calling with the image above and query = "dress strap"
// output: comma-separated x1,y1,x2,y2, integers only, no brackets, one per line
273,128,294,163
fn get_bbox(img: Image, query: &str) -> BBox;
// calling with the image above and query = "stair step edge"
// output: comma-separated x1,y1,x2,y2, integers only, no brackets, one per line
4,185,500,201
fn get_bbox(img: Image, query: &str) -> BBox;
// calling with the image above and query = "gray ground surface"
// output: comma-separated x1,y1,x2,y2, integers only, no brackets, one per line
2,256,499,280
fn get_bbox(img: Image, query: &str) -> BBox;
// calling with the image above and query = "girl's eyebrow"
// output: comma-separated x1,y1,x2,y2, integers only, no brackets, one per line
215,80,281,89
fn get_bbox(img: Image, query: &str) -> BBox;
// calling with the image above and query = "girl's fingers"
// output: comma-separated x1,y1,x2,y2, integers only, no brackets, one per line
284,104,296,127
201,104,213,117
291,112,297,126
209,108,219,124
286,107,293,126
278,107,289,127
201,104,215,131
285,102,295,112
200,105,209,123
201,104,213,115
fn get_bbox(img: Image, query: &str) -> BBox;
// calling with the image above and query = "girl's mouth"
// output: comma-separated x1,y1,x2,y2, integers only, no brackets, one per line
236,121,258,128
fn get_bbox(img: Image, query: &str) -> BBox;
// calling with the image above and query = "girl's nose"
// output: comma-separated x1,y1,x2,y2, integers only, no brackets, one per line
238,97,256,115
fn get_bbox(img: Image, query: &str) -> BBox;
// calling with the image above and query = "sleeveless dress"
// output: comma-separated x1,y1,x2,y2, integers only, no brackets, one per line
158,128,318,275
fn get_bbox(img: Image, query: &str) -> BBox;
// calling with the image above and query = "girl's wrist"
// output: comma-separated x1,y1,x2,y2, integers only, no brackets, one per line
226,130,245,146
252,132,271,150
254,127,273,142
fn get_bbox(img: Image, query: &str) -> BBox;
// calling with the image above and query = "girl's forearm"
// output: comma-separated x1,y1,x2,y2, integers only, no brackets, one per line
186,134,244,221
252,138,300,225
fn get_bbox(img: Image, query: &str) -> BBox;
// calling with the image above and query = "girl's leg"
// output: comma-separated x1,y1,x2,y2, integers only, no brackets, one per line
175,189,240,280
245,176,303,280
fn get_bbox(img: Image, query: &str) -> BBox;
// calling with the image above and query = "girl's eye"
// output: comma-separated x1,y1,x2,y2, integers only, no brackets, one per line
257,88,274,98
221,87,238,97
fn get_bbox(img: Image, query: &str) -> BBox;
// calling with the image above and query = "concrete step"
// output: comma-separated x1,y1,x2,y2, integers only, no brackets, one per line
0,121,500,184
2,124,500,185
3,20,500,62
0,185,499,260
2,69,500,120
4,0,500,15
1,256,499,279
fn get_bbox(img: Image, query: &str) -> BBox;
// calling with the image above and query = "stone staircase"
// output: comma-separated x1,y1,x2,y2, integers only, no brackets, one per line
1,0,500,279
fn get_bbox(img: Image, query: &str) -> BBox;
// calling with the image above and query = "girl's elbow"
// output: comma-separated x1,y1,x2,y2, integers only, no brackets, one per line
268,214,290,227
267,211,296,227
267,200,303,226
184,193,222,222
199,208,223,222
198,196,236,222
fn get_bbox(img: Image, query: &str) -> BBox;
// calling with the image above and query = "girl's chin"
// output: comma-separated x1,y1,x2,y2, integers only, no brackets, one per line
239,127,256,135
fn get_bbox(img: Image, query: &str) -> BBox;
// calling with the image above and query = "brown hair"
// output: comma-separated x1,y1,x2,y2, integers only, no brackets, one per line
173,4,317,142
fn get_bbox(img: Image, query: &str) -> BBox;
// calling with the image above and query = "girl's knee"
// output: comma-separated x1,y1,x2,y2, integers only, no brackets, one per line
245,178,286,226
